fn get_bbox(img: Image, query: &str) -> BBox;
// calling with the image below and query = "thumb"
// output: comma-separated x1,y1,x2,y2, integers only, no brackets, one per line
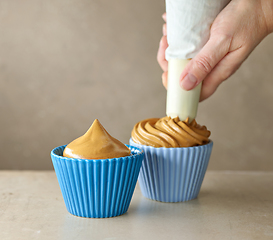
180,35,231,90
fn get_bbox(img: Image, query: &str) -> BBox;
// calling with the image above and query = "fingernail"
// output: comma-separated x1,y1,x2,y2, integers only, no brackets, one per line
180,74,197,90
163,24,167,36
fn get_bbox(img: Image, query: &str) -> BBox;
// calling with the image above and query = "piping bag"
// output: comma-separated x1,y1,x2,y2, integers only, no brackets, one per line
165,0,230,122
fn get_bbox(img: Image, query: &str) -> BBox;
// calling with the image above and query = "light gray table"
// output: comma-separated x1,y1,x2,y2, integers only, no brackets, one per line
0,171,272,240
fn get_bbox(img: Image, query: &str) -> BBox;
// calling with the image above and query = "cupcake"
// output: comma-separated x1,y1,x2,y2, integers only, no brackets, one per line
51,119,144,218
130,116,212,202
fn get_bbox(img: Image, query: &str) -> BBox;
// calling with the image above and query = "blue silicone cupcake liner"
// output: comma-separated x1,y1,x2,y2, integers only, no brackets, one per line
51,145,144,218
129,139,213,202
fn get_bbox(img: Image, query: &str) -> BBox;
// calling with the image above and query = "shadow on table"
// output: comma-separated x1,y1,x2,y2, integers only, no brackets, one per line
129,177,273,219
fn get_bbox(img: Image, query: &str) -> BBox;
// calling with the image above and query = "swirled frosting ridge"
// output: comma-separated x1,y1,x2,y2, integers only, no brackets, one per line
131,116,210,148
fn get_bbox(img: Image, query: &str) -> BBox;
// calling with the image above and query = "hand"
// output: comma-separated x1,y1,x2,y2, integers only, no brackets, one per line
157,0,273,101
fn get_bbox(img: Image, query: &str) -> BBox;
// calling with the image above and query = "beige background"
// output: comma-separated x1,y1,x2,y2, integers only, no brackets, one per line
0,0,273,170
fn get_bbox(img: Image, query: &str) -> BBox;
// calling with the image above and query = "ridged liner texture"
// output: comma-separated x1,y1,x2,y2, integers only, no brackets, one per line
51,145,144,218
129,139,213,202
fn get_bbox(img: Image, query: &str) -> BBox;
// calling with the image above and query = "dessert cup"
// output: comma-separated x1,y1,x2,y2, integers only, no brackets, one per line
51,144,144,218
129,139,213,202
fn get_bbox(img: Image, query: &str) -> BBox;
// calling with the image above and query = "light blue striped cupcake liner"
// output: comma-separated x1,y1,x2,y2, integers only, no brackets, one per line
129,139,213,202
51,145,144,218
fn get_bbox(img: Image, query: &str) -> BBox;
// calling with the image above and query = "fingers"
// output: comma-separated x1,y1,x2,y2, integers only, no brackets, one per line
157,35,168,72
163,23,167,36
159,12,168,88
180,34,232,91
199,46,248,101
162,71,168,89
162,13,166,22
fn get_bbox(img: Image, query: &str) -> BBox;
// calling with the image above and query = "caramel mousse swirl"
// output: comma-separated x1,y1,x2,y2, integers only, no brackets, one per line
131,116,210,148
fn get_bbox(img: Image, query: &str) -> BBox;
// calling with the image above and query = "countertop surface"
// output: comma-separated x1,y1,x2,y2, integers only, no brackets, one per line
0,171,272,240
